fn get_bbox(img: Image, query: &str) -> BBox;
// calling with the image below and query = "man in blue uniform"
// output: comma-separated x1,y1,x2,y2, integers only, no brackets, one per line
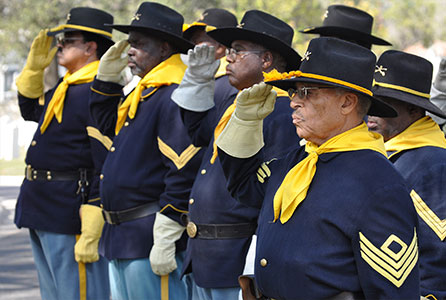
367,50,446,299
216,37,420,299
171,10,301,299
89,2,202,299
14,7,114,300
300,4,391,49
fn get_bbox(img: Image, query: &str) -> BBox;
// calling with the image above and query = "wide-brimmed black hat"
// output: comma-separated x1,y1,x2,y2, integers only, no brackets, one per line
183,8,238,40
108,2,193,54
265,37,396,117
373,50,446,118
207,10,301,71
48,7,114,45
300,5,391,49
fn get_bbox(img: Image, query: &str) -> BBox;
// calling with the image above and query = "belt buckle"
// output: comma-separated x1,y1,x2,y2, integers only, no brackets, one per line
25,165,33,181
186,221,198,238
102,210,114,224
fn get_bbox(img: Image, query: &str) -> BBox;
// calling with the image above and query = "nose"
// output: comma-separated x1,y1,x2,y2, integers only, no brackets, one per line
289,96,302,110
226,53,235,63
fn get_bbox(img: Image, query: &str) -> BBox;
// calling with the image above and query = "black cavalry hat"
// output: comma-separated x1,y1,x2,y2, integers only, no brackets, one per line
300,5,391,49
108,2,193,54
265,37,396,117
207,10,301,71
373,50,446,118
183,8,238,40
48,7,114,43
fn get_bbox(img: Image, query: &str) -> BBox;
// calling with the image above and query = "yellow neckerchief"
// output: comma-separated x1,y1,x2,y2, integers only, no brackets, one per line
215,58,228,78
40,60,99,134
273,122,387,224
115,54,186,135
385,116,446,159
210,87,288,164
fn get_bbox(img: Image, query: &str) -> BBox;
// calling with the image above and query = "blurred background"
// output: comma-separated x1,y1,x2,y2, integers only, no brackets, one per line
1,0,446,175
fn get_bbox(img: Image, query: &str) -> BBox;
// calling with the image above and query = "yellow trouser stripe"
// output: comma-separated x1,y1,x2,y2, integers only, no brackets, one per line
76,234,87,300
161,275,169,300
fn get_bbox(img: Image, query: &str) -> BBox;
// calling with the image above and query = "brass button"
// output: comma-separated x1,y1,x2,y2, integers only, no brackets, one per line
100,174,104,180
47,171,51,180
201,169,206,175
124,122,129,127
31,140,37,146
189,198,194,205
186,222,197,238
110,147,115,152
260,258,268,267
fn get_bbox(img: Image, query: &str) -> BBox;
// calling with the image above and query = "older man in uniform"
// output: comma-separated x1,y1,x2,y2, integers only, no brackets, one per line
14,7,114,300
216,37,420,299
367,50,446,299
300,4,391,49
171,9,301,299
89,2,202,299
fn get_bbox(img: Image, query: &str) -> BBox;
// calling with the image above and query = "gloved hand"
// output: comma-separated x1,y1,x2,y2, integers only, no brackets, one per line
216,82,277,158
16,29,57,98
434,58,446,92
149,212,185,276
171,44,220,112
74,204,105,263
96,39,129,85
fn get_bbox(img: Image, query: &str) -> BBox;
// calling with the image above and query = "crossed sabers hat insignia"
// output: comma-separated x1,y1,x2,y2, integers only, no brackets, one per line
375,65,388,76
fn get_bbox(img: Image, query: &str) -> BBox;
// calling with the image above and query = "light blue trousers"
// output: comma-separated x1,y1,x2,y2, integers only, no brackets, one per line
188,274,240,300
109,252,188,300
29,229,110,300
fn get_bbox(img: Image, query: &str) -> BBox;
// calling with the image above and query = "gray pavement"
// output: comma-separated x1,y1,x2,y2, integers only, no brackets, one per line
0,176,40,300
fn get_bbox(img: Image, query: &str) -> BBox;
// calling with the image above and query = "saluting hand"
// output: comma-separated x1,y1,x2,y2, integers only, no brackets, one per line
96,39,129,85
235,82,277,121
186,44,220,82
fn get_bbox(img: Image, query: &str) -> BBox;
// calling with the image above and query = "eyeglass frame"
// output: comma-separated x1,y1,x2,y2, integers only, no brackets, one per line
225,48,265,60
56,36,85,47
287,86,337,99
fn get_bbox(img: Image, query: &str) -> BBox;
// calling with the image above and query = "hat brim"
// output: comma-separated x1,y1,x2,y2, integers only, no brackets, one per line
300,26,391,46
208,27,301,71
108,24,194,54
373,85,446,119
267,77,397,117
47,27,114,42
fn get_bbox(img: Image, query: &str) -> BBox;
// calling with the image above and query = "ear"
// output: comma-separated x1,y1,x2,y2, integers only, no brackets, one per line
261,51,273,71
340,92,358,115
160,41,173,58
215,44,226,59
84,41,98,58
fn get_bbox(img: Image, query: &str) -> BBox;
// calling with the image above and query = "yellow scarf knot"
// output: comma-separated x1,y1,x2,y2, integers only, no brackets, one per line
40,60,99,134
385,116,446,158
273,122,387,224
115,54,187,135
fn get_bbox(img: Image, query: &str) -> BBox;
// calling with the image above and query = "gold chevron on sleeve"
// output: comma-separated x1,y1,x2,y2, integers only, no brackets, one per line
359,228,418,288
256,162,271,183
411,189,446,241
86,126,113,150
157,137,201,170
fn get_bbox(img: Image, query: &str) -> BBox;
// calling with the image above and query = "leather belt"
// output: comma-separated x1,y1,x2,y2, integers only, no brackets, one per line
25,165,92,181
186,221,256,239
102,202,160,225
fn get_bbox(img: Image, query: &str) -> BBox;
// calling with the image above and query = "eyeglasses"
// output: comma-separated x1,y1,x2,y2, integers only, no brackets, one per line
56,36,84,47
287,86,336,99
225,48,264,60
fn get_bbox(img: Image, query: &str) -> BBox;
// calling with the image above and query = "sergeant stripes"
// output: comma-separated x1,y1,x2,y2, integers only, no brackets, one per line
359,228,418,288
157,137,201,170
411,189,446,241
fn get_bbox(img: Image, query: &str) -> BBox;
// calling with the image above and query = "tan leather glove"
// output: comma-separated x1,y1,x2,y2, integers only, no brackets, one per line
96,39,129,85
216,82,277,158
16,29,57,98
74,204,105,263
149,212,185,276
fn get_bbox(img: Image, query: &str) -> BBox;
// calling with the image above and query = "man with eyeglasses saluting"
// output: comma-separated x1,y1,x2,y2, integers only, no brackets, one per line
14,7,114,300
171,9,301,300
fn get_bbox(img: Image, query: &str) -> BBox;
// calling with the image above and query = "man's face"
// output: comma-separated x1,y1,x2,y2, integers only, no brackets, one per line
56,32,89,73
289,83,345,145
127,31,164,77
226,40,265,90
367,97,412,141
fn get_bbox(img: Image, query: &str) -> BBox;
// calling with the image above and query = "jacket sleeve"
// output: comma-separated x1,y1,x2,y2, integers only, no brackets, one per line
352,183,420,299
89,78,123,139
18,91,50,122
157,99,204,224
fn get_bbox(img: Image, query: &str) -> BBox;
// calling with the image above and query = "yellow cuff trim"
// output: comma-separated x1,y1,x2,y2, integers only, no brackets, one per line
411,189,446,241
374,80,430,99
157,137,201,170
359,228,418,288
87,197,101,203
159,204,188,214
50,24,113,38
264,69,372,96
90,86,122,97
86,126,113,150
38,94,45,106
